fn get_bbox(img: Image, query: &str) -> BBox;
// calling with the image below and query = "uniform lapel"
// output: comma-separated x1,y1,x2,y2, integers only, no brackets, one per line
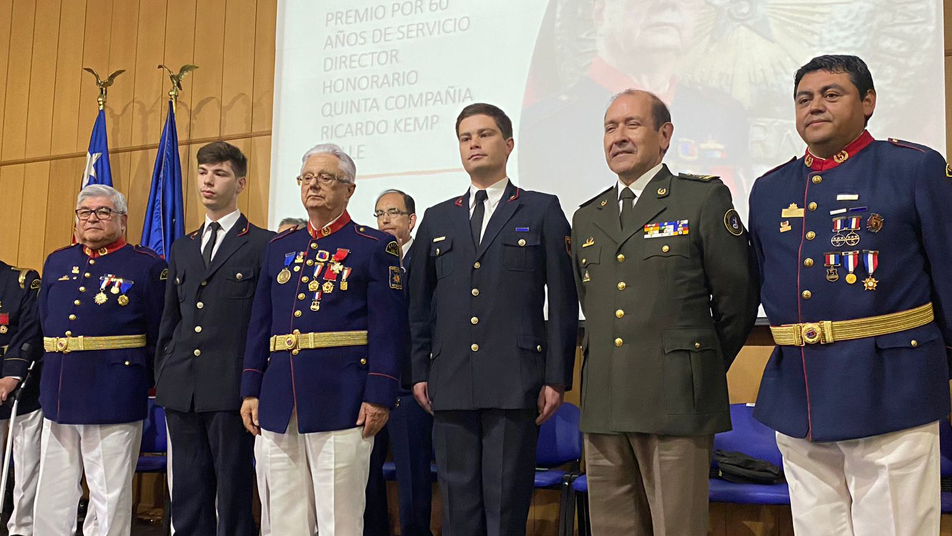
476,181,520,260
188,225,206,270
204,215,250,279
617,166,672,247
592,186,622,243
453,190,477,259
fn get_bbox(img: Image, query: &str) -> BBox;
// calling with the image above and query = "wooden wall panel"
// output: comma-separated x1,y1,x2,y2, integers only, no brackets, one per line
1,0,275,270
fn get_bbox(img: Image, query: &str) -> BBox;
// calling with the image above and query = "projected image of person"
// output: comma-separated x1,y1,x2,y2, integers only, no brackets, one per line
519,0,752,215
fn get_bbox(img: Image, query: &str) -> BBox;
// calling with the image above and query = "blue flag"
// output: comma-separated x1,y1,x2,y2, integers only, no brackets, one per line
141,100,185,258
81,109,113,187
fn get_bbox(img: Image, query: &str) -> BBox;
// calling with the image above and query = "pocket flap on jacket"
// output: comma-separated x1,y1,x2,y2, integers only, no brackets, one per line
663,328,719,353
430,237,453,256
517,335,544,354
874,324,939,350
226,267,254,281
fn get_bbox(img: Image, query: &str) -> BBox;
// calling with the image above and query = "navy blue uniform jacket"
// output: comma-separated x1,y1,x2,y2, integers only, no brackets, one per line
749,132,952,441
408,181,578,410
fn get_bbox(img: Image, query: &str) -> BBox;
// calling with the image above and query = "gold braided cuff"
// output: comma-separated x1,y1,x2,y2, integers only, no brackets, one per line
770,303,934,347
43,334,148,353
270,330,369,352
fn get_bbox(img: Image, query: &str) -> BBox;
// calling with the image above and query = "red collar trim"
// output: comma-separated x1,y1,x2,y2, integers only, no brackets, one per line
307,211,352,239
83,238,127,258
804,131,874,171
588,56,676,103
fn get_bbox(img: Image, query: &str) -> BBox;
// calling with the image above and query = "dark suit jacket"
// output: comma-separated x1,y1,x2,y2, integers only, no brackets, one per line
399,242,414,391
409,181,578,411
156,215,273,413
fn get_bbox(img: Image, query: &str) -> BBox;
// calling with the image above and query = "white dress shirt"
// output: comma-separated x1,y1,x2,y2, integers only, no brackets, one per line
616,163,664,214
468,177,510,242
201,210,241,262
401,237,413,259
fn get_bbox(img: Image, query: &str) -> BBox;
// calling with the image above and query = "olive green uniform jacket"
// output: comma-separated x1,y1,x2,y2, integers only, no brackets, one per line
571,165,759,436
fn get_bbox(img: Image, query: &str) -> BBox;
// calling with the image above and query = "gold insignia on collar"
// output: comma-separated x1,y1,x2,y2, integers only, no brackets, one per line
946,163,952,177
833,150,849,164
600,199,608,207
159,268,169,281
657,188,667,196
385,241,401,257
804,154,814,167
30,278,41,290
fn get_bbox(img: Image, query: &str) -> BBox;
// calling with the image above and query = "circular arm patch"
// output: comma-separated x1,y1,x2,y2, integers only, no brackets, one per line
724,209,744,236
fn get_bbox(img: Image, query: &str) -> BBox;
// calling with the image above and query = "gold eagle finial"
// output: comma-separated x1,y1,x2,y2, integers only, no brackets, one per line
158,64,199,110
83,68,126,110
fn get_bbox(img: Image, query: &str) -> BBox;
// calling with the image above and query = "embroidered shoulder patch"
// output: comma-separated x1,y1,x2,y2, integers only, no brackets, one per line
724,209,744,236
159,268,169,281
389,266,403,290
385,241,401,257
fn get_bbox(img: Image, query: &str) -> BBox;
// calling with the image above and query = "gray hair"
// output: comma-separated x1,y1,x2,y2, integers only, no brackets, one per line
278,217,307,228
301,143,356,184
77,184,128,214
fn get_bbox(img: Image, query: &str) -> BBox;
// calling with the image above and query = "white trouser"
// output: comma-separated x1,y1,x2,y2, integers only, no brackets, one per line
254,434,275,536
261,414,373,536
776,420,940,536
0,409,44,536
33,419,143,536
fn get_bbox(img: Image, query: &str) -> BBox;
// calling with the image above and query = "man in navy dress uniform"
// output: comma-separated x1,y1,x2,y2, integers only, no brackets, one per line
0,260,43,536
408,103,578,536
156,142,272,536
32,184,167,536
241,143,405,536
365,189,434,536
749,55,952,536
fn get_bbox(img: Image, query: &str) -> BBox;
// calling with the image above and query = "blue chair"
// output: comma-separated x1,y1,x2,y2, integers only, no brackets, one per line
569,474,590,536
528,403,582,536
939,418,952,513
136,397,170,535
710,404,790,505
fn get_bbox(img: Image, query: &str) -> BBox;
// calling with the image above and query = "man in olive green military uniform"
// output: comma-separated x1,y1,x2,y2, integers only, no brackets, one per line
571,89,759,535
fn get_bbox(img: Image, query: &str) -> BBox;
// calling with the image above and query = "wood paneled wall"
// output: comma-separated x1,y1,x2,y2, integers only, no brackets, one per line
0,0,276,273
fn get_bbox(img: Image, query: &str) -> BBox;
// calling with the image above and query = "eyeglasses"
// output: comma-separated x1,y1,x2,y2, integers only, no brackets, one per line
296,173,348,187
75,207,124,221
373,209,412,219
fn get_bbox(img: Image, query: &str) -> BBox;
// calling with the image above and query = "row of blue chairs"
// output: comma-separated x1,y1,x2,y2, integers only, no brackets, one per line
136,399,952,536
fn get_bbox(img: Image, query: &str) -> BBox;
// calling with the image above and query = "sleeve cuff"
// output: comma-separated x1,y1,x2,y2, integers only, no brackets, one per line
240,369,264,399
363,373,399,408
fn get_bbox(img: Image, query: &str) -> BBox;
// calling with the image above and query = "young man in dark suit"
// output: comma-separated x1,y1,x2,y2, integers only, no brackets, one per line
155,142,273,536
409,104,578,536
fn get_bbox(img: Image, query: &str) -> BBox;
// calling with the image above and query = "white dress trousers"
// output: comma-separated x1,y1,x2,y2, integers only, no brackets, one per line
0,409,44,536
33,419,142,536
776,420,940,536
261,413,373,536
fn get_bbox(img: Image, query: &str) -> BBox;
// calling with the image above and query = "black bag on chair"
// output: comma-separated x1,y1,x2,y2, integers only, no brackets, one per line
712,449,784,484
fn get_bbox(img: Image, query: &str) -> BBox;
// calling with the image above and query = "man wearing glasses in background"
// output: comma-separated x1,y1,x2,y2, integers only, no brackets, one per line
241,144,406,536
365,189,434,536
32,184,167,536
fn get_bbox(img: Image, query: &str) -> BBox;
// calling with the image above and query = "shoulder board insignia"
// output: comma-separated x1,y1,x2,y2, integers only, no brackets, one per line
159,268,169,281
134,245,160,259
385,241,401,257
16,269,29,289
762,156,797,177
269,227,296,243
887,138,926,153
678,173,718,182
579,186,614,208
355,226,380,240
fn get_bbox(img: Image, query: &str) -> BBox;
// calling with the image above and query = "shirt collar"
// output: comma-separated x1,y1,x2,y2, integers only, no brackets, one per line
204,210,241,236
804,130,874,172
469,177,510,208
83,238,127,258
401,238,413,258
617,162,664,200
307,211,352,239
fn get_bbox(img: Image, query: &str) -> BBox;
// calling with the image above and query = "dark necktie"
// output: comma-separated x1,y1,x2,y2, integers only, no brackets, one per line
471,190,488,246
202,222,221,267
620,188,637,231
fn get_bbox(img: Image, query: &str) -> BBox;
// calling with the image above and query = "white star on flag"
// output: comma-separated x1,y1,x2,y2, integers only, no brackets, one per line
82,151,102,188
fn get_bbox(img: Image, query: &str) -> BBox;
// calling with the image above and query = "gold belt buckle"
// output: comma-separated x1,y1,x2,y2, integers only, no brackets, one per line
799,323,826,345
283,333,298,352
55,336,70,353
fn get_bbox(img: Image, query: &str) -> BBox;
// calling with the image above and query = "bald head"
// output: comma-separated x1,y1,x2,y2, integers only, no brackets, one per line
607,89,671,130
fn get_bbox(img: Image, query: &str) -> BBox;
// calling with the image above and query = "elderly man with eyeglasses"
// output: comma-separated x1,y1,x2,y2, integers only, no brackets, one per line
32,184,167,536
240,143,406,536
